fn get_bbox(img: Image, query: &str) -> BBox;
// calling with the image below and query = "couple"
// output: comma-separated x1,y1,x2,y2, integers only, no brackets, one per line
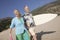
10,5,37,40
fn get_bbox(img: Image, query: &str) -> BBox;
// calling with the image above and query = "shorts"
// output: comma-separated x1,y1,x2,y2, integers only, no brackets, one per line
16,30,30,40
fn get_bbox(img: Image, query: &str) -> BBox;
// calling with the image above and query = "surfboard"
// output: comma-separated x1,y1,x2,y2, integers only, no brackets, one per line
33,13,57,25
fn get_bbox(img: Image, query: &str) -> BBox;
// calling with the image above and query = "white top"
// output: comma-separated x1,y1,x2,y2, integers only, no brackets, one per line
24,13,33,24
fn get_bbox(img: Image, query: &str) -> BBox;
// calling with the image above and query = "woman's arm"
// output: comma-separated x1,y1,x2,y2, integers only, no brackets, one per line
26,22,30,29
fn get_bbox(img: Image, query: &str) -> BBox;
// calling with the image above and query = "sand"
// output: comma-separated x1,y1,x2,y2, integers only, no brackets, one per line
0,16,60,40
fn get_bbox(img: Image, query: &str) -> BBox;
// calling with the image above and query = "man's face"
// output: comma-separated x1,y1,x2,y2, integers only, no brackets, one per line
14,10,20,17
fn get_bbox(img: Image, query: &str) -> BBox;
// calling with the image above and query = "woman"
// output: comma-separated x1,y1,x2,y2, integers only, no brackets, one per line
23,5,37,40
10,9,30,40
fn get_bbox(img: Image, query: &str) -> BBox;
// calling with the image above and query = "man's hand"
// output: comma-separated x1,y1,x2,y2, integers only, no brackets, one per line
10,28,12,36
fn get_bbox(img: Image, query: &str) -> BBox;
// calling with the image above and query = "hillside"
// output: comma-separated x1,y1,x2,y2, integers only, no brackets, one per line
0,17,12,32
31,0,60,15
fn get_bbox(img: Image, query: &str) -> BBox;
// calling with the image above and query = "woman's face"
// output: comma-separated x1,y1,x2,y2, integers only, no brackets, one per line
14,10,21,17
24,7,30,13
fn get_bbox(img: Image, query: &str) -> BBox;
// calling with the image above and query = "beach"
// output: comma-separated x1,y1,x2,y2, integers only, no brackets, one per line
0,16,60,40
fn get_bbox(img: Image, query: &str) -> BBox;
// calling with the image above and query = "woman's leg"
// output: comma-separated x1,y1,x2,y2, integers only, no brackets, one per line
16,34,23,40
23,30,30,40
29,27,37,40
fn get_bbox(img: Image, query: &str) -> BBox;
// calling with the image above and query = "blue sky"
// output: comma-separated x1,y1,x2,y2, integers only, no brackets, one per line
0,0,56,18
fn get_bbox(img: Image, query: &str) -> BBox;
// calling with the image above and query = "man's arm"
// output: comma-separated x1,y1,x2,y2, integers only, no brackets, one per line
10,19,15,35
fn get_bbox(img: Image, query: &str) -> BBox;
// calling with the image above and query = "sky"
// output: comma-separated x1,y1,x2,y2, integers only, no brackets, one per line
0,0,56,18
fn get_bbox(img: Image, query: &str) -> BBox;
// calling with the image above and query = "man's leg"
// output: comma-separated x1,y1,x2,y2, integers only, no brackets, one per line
23,30,30,40
16,34,23,40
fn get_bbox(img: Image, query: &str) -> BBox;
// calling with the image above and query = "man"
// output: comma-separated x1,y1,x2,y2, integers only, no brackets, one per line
23,5,37,40
10,9,30,40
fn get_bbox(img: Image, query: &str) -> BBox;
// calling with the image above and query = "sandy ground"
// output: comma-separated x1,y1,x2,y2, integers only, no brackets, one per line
0,16,60,40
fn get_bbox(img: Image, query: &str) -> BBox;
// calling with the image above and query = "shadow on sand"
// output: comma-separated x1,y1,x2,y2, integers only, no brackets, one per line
36,31,56,40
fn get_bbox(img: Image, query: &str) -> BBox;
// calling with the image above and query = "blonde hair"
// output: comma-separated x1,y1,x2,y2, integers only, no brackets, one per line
24,5,29,9
14,9,21,16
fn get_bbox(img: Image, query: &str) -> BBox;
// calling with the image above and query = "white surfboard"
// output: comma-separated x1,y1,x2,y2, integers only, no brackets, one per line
33,13,57,25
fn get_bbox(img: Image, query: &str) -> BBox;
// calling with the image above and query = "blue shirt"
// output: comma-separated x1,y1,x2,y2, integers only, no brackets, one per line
10,17,26,35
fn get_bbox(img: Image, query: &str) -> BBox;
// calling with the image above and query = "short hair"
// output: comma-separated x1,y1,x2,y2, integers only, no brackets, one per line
14,9,20,13
14,9,21,16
